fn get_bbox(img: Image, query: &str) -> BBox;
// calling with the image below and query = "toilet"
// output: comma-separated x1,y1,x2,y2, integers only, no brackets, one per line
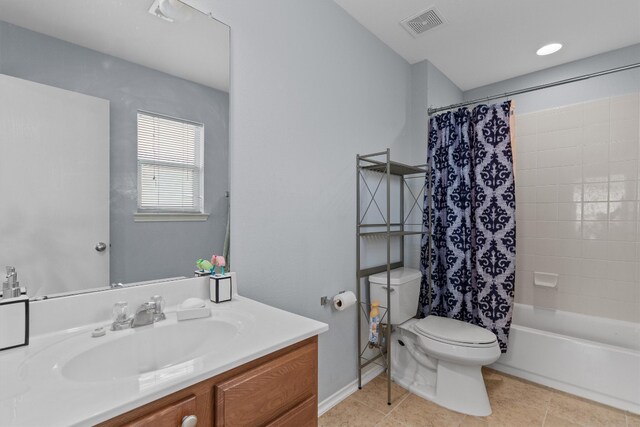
369,268,500,416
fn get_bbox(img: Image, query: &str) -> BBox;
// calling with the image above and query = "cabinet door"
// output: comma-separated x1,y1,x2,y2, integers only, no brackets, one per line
215,341,317,427
124,395,197,427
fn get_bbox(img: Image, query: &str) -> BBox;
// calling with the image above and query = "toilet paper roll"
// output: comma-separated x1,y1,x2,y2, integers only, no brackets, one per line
333,291,357,311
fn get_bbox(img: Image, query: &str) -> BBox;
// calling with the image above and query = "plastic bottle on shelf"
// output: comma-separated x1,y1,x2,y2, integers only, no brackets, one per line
368,300,380,347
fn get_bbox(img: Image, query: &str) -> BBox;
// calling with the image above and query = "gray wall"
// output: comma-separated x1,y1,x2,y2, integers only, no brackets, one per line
185,0,420,401
426,61,464,112
184,0,466,402
0,20,229,286
408,60,430,162
406,59,464,161
464,43,640,113
402,59,463,268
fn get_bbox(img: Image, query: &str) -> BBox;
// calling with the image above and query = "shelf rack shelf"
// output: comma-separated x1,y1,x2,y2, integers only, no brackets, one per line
356,149,427,405
358,230,423,238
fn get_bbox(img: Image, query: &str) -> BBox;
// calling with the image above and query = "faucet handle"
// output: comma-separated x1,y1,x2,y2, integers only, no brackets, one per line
112,301,129,323
150,295,166,322
151,295,165,313
111,301,132,331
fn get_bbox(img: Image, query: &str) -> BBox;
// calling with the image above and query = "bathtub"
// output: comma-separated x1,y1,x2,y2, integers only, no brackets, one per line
490,303,640,414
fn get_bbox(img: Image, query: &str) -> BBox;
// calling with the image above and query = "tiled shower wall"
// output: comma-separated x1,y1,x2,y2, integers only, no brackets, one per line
514,92,640,323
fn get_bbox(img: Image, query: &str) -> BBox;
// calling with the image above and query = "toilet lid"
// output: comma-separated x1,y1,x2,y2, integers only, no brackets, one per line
414,316,497,346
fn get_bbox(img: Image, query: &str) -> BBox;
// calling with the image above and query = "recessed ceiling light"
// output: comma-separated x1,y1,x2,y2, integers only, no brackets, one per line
536,43,563,56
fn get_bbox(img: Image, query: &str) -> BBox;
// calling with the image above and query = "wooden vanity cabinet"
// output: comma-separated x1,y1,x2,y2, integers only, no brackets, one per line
99,336,318,427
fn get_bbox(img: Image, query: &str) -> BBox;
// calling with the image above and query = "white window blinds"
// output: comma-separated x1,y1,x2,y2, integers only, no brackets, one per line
137,111,204,212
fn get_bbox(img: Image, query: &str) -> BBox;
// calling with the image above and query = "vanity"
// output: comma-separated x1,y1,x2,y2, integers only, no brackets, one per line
0,276,328,426
100,337,318,427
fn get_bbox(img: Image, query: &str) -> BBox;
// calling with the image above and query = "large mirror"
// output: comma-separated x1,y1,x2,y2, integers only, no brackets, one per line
0,0,230,299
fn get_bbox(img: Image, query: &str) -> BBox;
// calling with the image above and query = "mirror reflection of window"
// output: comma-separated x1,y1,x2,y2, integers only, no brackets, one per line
137,111,204,213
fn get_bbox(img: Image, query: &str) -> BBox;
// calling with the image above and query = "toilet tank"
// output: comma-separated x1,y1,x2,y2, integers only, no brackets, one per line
369,267,422,325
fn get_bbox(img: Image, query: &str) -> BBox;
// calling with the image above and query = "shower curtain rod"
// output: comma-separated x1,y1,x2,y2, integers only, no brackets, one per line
427,62,640,116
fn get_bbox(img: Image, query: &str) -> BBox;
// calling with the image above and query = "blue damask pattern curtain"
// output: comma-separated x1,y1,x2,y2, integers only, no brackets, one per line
419,101,516,352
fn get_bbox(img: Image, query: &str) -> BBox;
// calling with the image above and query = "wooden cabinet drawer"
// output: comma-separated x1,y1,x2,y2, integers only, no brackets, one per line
266,396,317,427
123,395,197,427
215,341,318,426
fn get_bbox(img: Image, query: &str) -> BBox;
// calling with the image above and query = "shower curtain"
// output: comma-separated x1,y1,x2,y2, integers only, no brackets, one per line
419,101,516,352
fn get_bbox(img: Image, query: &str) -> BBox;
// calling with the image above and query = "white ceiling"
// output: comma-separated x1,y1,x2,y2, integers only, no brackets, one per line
0,0,229,92
334,0,640,91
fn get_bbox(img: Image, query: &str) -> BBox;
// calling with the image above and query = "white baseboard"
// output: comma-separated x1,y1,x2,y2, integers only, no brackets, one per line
317,364,385,417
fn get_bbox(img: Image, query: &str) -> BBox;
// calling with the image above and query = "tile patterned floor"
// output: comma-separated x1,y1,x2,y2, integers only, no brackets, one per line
319,369,639,427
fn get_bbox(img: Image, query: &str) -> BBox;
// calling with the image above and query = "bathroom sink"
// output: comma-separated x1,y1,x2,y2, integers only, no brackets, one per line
61,319,238,382
4,294,328,427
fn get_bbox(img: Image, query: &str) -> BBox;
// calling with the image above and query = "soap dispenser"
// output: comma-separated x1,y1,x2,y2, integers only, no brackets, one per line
0,266,29,351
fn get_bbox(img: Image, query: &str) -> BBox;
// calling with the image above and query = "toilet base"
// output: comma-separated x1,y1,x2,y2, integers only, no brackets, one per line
392,361,492,416
391,328,494,416
432,361,492,416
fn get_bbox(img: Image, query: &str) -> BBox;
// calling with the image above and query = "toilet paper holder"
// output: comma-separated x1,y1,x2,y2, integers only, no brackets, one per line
320,291,346,307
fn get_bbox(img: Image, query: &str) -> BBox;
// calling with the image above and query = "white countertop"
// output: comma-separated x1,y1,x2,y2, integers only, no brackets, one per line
0,291,328,426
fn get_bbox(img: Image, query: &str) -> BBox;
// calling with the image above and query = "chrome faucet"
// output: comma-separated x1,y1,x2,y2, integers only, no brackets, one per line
111,296,166,330
131,302,157,328
131,296,166,328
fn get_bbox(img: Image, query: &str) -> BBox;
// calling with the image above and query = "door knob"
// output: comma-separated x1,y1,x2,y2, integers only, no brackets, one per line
181,415,198,427
95,242,107,252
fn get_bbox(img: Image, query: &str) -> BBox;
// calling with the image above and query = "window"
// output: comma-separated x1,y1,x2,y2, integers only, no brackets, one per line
137,111,204,213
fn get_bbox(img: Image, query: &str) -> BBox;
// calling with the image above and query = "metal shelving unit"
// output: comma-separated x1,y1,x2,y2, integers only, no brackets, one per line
356,149,427,405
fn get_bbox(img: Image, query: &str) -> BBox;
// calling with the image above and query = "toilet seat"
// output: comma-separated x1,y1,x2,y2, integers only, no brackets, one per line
414,316,497,348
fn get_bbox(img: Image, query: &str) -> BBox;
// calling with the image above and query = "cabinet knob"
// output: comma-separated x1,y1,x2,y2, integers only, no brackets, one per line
181,415,198,427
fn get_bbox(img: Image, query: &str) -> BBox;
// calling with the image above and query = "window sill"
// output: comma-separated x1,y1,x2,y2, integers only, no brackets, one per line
134,212,209,222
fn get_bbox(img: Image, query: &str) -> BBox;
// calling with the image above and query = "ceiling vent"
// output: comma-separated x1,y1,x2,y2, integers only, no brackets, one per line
400,8,444,37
